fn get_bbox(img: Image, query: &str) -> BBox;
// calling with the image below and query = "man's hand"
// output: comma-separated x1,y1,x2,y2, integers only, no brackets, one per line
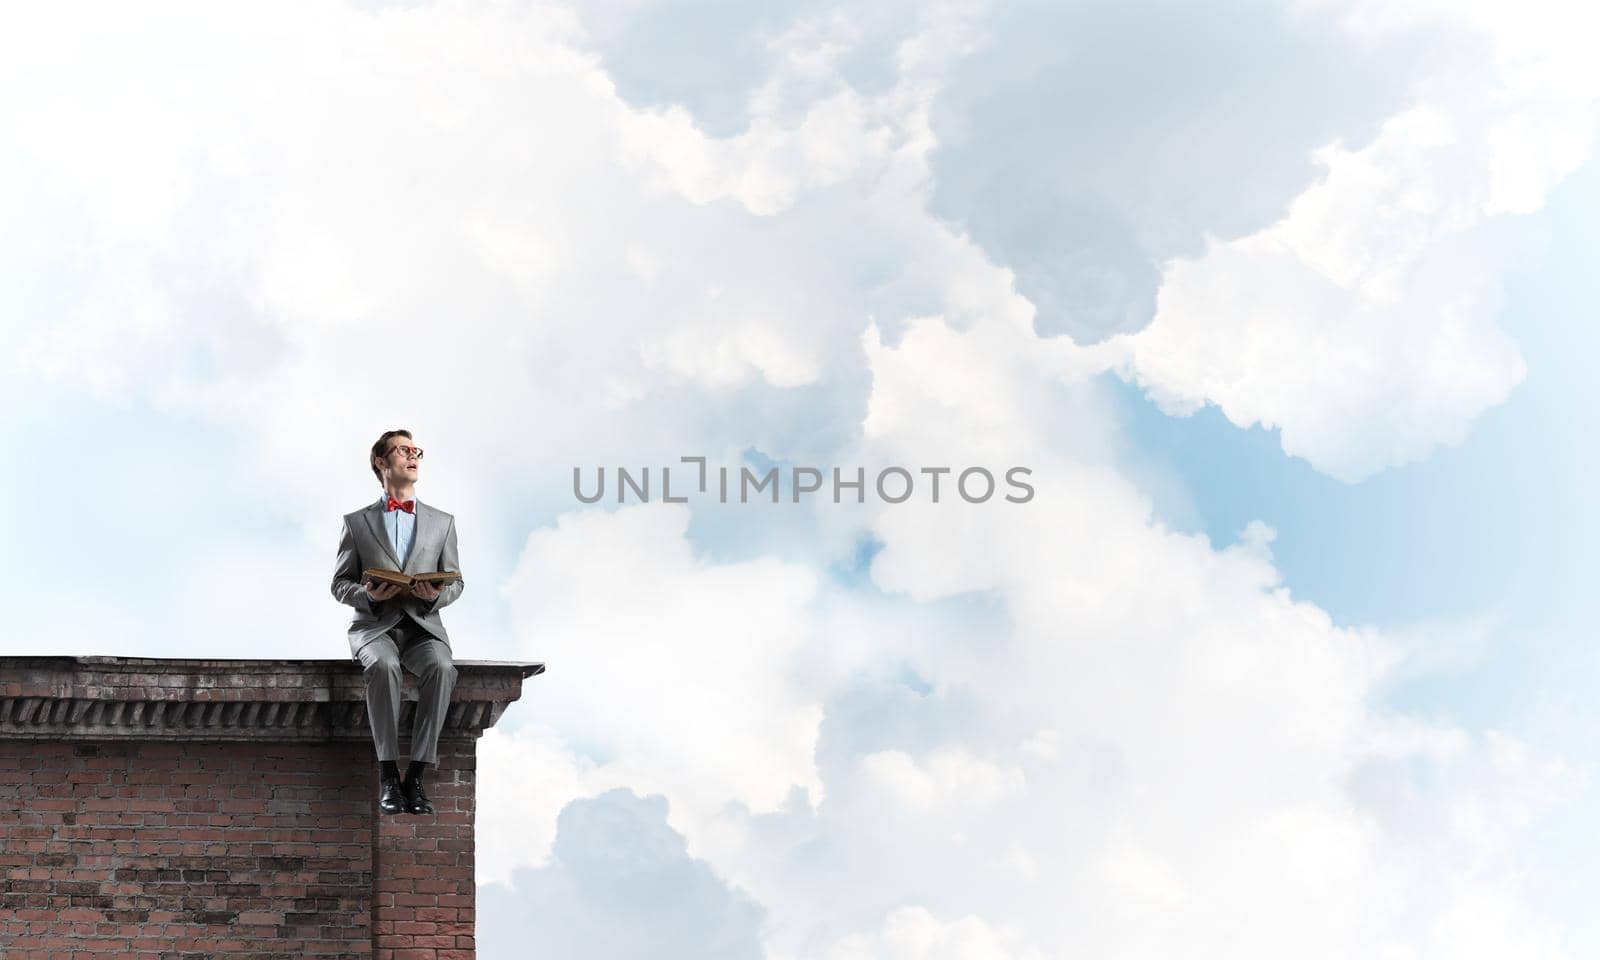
410,580,443,602
365,580,404,602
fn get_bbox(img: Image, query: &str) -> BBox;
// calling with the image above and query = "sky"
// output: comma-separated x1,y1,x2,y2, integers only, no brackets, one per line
2,1,1597,957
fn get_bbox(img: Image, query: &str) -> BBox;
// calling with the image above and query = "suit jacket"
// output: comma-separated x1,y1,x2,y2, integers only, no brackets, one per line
332,498,465,662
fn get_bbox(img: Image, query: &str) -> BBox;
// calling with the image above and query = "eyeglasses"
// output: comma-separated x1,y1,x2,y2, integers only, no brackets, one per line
388,444,425,461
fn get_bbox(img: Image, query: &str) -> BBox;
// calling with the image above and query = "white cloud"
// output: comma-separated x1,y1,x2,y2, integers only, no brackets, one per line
639,311,824,388
475,724,599,887
1101,0,1599,480
618,88,891,215
501,502,825,821
856,747,1026,813
477,787,768,959
692,308,1574,959
921,0,1431,344
820,905,1047,960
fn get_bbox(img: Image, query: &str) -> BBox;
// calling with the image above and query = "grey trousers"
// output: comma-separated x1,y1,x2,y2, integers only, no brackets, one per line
356,617,458,766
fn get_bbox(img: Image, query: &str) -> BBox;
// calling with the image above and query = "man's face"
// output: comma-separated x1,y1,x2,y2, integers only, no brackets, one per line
380,437,422,485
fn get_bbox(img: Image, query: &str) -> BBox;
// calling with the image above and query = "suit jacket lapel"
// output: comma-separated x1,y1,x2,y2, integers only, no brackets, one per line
363,503,404,571
403,502,439,576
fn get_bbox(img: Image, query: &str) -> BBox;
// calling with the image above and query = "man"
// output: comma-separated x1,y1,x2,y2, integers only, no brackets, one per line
331,429,464,816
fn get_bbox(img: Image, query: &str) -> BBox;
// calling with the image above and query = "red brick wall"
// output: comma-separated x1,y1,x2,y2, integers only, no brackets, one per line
0,739,476,959
2,737,373,956
373,739,476,960
0,655,538,960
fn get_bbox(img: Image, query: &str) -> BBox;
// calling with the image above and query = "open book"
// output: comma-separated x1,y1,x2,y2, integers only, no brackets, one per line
363,568,462,589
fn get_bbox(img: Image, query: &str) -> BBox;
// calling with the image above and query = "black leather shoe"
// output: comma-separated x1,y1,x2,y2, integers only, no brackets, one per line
378,776,405,815
402,775,434,815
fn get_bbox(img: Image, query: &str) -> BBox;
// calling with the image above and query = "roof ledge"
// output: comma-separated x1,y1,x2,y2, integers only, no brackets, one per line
0,655,544,742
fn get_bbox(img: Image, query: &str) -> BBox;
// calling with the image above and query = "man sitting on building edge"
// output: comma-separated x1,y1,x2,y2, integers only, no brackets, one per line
330,428,464,815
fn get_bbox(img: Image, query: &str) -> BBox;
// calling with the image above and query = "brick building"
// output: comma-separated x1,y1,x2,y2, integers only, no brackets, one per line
0,655,542,959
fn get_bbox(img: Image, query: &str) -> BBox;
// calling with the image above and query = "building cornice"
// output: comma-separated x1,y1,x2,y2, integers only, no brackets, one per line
0,656,544,741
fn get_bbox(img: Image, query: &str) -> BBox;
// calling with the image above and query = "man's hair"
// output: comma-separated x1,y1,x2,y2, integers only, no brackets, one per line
370,429,413,486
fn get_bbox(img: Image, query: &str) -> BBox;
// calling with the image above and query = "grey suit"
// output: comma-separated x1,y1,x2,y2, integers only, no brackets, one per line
332,498,465,765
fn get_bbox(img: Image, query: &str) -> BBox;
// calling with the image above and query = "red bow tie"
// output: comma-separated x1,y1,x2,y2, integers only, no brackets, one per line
385,497,415,514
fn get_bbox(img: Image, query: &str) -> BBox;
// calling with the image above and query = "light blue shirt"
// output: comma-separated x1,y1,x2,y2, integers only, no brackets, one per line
379,493,417,569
